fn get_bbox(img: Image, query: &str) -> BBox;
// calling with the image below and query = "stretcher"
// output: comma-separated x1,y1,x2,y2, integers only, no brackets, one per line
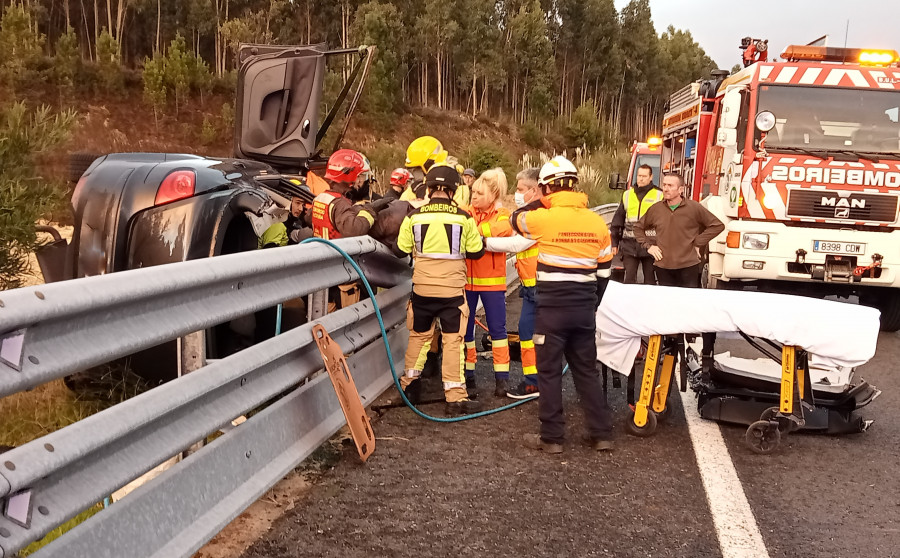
595,281,882,453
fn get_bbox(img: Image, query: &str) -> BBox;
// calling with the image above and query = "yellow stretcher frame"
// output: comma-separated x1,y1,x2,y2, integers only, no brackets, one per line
626,335,678,437
626,336,812,454
743,344,810,454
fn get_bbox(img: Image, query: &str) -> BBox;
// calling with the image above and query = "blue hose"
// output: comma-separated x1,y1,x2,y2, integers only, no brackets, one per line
300,237,550,422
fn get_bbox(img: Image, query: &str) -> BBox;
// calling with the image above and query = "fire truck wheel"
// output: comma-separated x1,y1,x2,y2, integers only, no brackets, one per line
860,289,900,332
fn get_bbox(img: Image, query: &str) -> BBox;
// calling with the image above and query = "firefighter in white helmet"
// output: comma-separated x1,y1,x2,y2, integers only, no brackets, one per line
511,155,614,453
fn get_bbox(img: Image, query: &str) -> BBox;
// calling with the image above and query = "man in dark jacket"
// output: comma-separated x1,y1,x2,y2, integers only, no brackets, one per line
633,173,724,287
610,164,663,284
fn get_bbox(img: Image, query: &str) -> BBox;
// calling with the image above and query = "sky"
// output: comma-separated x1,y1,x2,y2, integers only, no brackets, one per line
614,0,900,69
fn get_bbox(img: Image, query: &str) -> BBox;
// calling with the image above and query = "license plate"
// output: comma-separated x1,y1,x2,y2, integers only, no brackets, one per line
813,240,866,254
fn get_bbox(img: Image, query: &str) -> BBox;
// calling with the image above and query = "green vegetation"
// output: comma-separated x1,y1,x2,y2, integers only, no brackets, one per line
0,102,77,290
0,0,715,147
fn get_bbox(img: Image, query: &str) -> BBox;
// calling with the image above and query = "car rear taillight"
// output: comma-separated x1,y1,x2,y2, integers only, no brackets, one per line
155,170,196,205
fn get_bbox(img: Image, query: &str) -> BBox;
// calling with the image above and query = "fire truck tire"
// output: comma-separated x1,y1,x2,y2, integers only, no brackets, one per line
861,289,900,332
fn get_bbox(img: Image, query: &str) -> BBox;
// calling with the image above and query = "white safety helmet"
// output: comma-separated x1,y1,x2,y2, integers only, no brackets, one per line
538,156,579,190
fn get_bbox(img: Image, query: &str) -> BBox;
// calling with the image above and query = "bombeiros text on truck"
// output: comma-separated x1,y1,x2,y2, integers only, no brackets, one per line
660,36,900,331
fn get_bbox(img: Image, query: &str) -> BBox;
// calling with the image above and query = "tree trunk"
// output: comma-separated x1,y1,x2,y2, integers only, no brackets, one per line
64,0,71,30
154,0,160,55
80,0,93,60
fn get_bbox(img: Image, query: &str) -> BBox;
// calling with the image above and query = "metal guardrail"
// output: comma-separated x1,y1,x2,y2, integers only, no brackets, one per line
0,237,412,558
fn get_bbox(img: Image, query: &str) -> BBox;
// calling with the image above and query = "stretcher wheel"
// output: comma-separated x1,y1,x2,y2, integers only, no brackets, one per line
655,404,672,423
745,420,781,454
625,409,658,437
479,333,491,352
760,406,780,421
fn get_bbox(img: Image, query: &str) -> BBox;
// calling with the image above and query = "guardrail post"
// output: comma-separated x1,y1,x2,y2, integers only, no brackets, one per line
180,331,207,457
308,290,328,321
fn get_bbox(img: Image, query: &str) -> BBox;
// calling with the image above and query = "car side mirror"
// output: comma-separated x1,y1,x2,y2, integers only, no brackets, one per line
608,173,625,190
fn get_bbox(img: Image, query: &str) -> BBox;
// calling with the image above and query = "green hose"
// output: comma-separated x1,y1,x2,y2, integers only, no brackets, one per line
300,237,544,422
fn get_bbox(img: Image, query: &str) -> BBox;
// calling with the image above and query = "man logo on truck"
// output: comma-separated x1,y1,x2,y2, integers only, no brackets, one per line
820,197,866,209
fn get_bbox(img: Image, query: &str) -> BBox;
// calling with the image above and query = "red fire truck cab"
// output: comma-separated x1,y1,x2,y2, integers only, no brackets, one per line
668,43,900,330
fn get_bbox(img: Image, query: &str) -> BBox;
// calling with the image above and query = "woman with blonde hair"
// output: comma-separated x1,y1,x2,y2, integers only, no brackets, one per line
463,168,513,397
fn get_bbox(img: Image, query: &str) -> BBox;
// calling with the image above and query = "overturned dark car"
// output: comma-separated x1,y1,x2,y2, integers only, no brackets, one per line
39,43,377,385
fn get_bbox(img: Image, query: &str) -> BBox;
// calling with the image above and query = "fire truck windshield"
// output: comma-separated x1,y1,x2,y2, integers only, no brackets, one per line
757,85,900,156
635,154,661,183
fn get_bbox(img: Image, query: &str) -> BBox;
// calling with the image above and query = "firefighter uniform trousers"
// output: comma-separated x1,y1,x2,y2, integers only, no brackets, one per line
402,294,469,402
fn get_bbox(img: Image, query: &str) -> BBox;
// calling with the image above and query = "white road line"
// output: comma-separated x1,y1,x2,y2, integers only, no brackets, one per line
678,388,771,558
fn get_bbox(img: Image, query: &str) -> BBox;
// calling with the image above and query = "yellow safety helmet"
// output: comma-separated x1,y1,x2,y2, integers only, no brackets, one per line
405,136,448,172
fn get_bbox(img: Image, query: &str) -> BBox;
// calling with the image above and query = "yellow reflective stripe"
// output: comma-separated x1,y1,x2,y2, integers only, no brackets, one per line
358,210,375,226
465,341,476,349
523,365,538,376
497,215,509,221
522,278,536,287
469,276,507,286
516,247,539,259
520,340,535,349
465,362,476,371
493,363,510,372
538,253,597,267
481,222,491,236
491,338,509,348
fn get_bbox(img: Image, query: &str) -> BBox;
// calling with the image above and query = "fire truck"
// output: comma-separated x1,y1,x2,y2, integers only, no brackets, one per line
611,137,662,189
661,42,900,331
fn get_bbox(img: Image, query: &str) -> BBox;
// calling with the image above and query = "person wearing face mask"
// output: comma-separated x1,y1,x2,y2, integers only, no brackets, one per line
484,167,542,399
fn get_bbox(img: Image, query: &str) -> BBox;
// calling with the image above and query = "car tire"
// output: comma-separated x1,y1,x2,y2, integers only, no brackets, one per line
69,152,101,183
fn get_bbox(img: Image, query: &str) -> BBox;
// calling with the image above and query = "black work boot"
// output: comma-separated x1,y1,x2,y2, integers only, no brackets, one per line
494,377,509,397
465,377,478,400
445,398,482,417
403,379,423,405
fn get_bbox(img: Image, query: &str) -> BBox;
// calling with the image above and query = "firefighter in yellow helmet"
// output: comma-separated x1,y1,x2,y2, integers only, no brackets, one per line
401,136,448,201
512,155,614,453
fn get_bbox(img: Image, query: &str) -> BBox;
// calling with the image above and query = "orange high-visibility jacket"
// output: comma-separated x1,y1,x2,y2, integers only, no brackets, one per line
513,190,612,306
464,204,513,291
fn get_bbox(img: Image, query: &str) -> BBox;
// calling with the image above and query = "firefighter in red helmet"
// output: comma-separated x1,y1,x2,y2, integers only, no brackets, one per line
308,149,383,239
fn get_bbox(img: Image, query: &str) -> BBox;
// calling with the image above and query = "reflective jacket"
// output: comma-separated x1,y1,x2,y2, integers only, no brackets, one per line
395,199,484,298
623,186,663,238
463,203,513,291
512,190,612,307
310,190,375,239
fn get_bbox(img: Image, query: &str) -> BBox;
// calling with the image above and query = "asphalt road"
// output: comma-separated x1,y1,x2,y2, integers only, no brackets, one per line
241,314,900,558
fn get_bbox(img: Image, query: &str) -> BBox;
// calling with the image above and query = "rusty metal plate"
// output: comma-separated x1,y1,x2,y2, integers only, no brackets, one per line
311,324,375,462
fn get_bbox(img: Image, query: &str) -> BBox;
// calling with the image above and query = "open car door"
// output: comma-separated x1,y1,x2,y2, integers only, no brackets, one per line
234,43,376,173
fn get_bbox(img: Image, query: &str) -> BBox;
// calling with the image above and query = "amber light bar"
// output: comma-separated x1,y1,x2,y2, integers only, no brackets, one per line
781,44,899,65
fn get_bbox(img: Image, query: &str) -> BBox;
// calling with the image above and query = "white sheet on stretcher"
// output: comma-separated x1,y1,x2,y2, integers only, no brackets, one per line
595,281,881,375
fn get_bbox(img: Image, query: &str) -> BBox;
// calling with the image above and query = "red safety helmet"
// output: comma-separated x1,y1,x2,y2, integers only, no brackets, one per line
324,149,366,184
390,168,412,186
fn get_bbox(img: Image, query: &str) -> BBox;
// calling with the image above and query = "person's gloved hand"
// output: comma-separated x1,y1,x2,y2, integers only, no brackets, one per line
648,245,663,261
369,197,393,213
